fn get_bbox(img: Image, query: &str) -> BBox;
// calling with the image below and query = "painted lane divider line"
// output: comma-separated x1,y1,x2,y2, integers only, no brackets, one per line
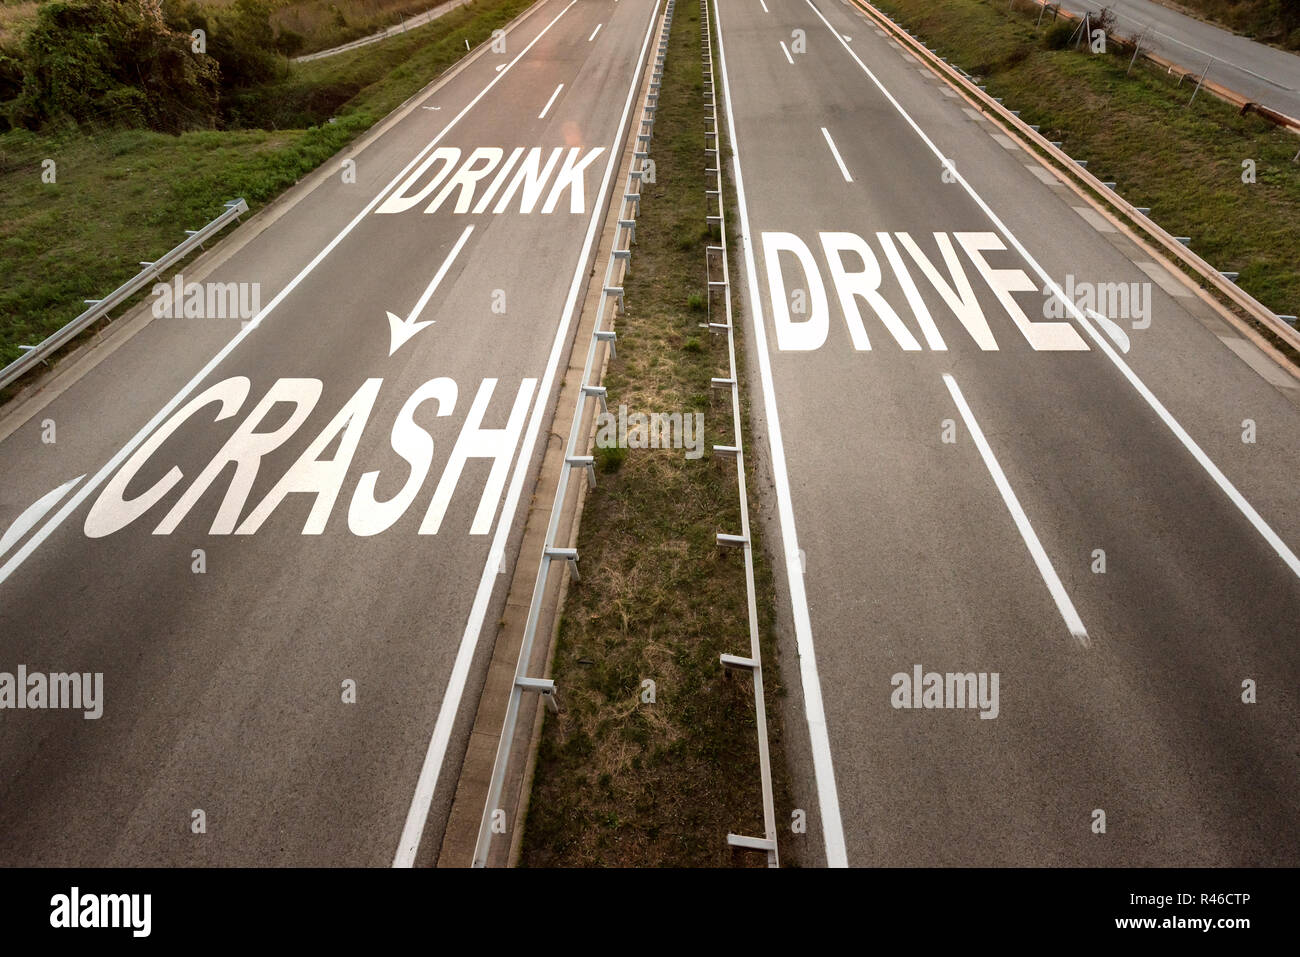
538,83,565,120
942,374,1090,646
779,40,795,64
820,127,853,182
589,23,603,42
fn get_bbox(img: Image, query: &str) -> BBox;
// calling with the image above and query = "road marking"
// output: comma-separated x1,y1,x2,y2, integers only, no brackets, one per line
715,0,849,869
760,0,769,11
0,0,582,590
1026,165,1058,185
806,0,1300,580
779,40,795,64
943,375,1088,644
589,23,602,41
538,82,565,119
1136,260,1192,298
386,225,474,355
1072,205,1116,233
820,127,853,182
1219,337,1299,389
393,0,664,867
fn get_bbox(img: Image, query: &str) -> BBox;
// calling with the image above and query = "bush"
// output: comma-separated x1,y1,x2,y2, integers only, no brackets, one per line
1042,20,1076,50
10,0,220,132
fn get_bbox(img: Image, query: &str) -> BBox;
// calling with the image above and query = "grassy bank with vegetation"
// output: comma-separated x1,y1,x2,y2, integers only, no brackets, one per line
868,0,1300,337
519,4,795,867
0,0,530,370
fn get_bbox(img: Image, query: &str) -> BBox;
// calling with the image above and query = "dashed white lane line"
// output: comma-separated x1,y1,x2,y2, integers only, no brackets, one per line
780,40,795,64
538,82,564,120
821,127,854,182
760,0,769,10
588,23,603,41
943,375,1090,645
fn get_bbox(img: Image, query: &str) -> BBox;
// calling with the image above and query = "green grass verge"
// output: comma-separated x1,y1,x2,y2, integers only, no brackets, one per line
0,0,532,371
868,0,1300,335
518,4,795,867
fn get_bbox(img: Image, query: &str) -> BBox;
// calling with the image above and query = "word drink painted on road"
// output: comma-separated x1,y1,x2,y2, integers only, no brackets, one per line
81,375,536,538
375,146,606,216
762,230,1101,352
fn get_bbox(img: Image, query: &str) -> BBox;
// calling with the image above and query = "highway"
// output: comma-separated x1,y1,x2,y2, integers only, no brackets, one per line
1051,0,1300,119
0,0,659,866
715,0,1299,866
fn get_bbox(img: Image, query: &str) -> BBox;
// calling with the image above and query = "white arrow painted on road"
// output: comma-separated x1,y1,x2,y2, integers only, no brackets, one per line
386,224,474,356
0,475,84,561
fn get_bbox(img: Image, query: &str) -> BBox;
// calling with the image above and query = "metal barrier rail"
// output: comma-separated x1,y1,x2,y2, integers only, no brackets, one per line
859,1,1300,352
701,0,779,867
0,199,249,392
471,0,673,868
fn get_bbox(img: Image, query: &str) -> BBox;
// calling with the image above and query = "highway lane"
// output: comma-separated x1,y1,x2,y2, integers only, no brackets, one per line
0,0,659,866
716,0,1300,867
1049,0,1300,119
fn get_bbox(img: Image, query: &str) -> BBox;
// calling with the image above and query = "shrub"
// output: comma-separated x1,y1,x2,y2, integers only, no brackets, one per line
10,0,220,132
1042,20,1076,50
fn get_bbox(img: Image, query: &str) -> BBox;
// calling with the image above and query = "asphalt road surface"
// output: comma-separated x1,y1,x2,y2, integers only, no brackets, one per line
1052,0,1300,118
716,0,1299,867
0,0,659,866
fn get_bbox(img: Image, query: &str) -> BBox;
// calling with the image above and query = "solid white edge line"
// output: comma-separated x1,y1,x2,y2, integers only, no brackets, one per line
714,0,849,868
808,0,1300,580
779,40,795,64
392,0,663,867
820,126,853,182
589,23,603,41
942,375,1089,644
0,0,581,589
538,82,565,120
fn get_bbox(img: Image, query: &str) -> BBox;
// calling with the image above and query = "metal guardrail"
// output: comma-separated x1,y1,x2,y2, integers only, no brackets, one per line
471,0,672,868
0,199,250,392
701,0,779,867
856,1,1300,353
